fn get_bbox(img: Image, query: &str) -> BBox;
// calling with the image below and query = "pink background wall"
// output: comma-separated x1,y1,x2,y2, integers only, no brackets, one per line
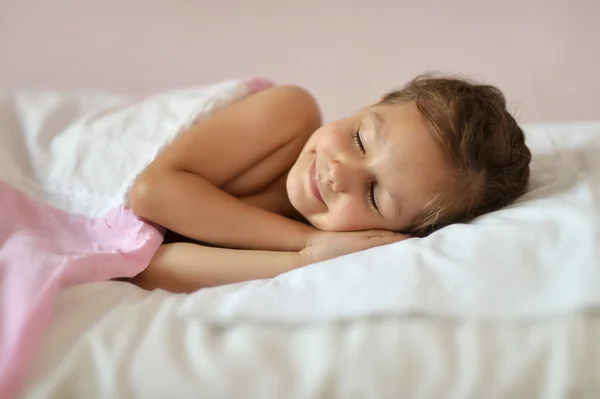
1,0,598,123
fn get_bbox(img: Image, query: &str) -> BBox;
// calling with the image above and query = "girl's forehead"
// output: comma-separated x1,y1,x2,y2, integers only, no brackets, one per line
354,102,425,134
373,104,456,221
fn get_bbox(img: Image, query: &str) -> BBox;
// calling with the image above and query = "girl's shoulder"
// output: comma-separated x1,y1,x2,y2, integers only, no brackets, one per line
249,84,322,133
138,84,322,192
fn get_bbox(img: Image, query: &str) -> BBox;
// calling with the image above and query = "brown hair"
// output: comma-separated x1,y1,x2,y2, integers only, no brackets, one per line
380,75,531,237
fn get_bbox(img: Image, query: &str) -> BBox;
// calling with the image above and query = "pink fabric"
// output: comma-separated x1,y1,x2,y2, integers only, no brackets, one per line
0,78,272,398
0,179,163,398
246,77,274,94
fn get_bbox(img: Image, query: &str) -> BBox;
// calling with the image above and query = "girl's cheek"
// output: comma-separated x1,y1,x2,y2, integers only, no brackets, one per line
317,124,348,151
329,202,369,230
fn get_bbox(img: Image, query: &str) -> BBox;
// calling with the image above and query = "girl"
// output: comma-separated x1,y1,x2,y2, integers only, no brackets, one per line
128,75,531,293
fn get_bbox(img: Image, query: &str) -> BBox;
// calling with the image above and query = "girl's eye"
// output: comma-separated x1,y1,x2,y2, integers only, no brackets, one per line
367,181,378,211
352,130,365,154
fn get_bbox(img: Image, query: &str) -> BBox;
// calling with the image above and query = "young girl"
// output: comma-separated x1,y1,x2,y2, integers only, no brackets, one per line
128,75,531,293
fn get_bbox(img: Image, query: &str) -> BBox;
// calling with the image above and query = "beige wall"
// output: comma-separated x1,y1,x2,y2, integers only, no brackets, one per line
1,0,598,123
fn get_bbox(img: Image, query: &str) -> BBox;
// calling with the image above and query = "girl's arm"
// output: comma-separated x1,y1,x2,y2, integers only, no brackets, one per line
133,243,305,292
129,85,321,252
134,234,407,293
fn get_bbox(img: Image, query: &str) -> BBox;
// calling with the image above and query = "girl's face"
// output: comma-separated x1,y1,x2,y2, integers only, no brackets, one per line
286,102,453,232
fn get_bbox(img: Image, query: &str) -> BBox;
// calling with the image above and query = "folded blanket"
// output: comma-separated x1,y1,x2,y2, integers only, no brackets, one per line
0,78,272,398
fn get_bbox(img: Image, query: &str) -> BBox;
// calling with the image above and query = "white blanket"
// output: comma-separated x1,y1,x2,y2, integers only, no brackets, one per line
0,79,255,399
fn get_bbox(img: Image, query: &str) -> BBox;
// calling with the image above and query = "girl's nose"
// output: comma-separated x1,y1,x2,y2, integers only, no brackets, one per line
328,159,363,193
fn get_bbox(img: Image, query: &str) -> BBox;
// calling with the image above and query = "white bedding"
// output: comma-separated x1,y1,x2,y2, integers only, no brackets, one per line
4,82,600,326
23,282,600,398
97,120,600,324
6,83,600,397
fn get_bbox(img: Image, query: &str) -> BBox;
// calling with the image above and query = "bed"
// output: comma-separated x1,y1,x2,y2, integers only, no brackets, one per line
21,282,600,398
1,79,599,398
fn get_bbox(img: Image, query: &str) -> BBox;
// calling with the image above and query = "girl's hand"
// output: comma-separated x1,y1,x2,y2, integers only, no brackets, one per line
304,229,398,248
300,230,410,264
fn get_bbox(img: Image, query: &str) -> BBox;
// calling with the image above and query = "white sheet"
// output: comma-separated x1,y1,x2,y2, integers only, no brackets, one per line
23,282,600,398
6,82,600,326
0,80,248,217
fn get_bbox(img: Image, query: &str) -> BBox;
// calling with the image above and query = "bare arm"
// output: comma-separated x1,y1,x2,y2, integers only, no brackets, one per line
133,243,306,293
133,232,407,293
131,169,314,251
129,85,321,252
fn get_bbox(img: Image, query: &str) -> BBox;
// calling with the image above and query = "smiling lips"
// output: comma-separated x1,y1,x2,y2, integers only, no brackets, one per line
309,161,325,204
